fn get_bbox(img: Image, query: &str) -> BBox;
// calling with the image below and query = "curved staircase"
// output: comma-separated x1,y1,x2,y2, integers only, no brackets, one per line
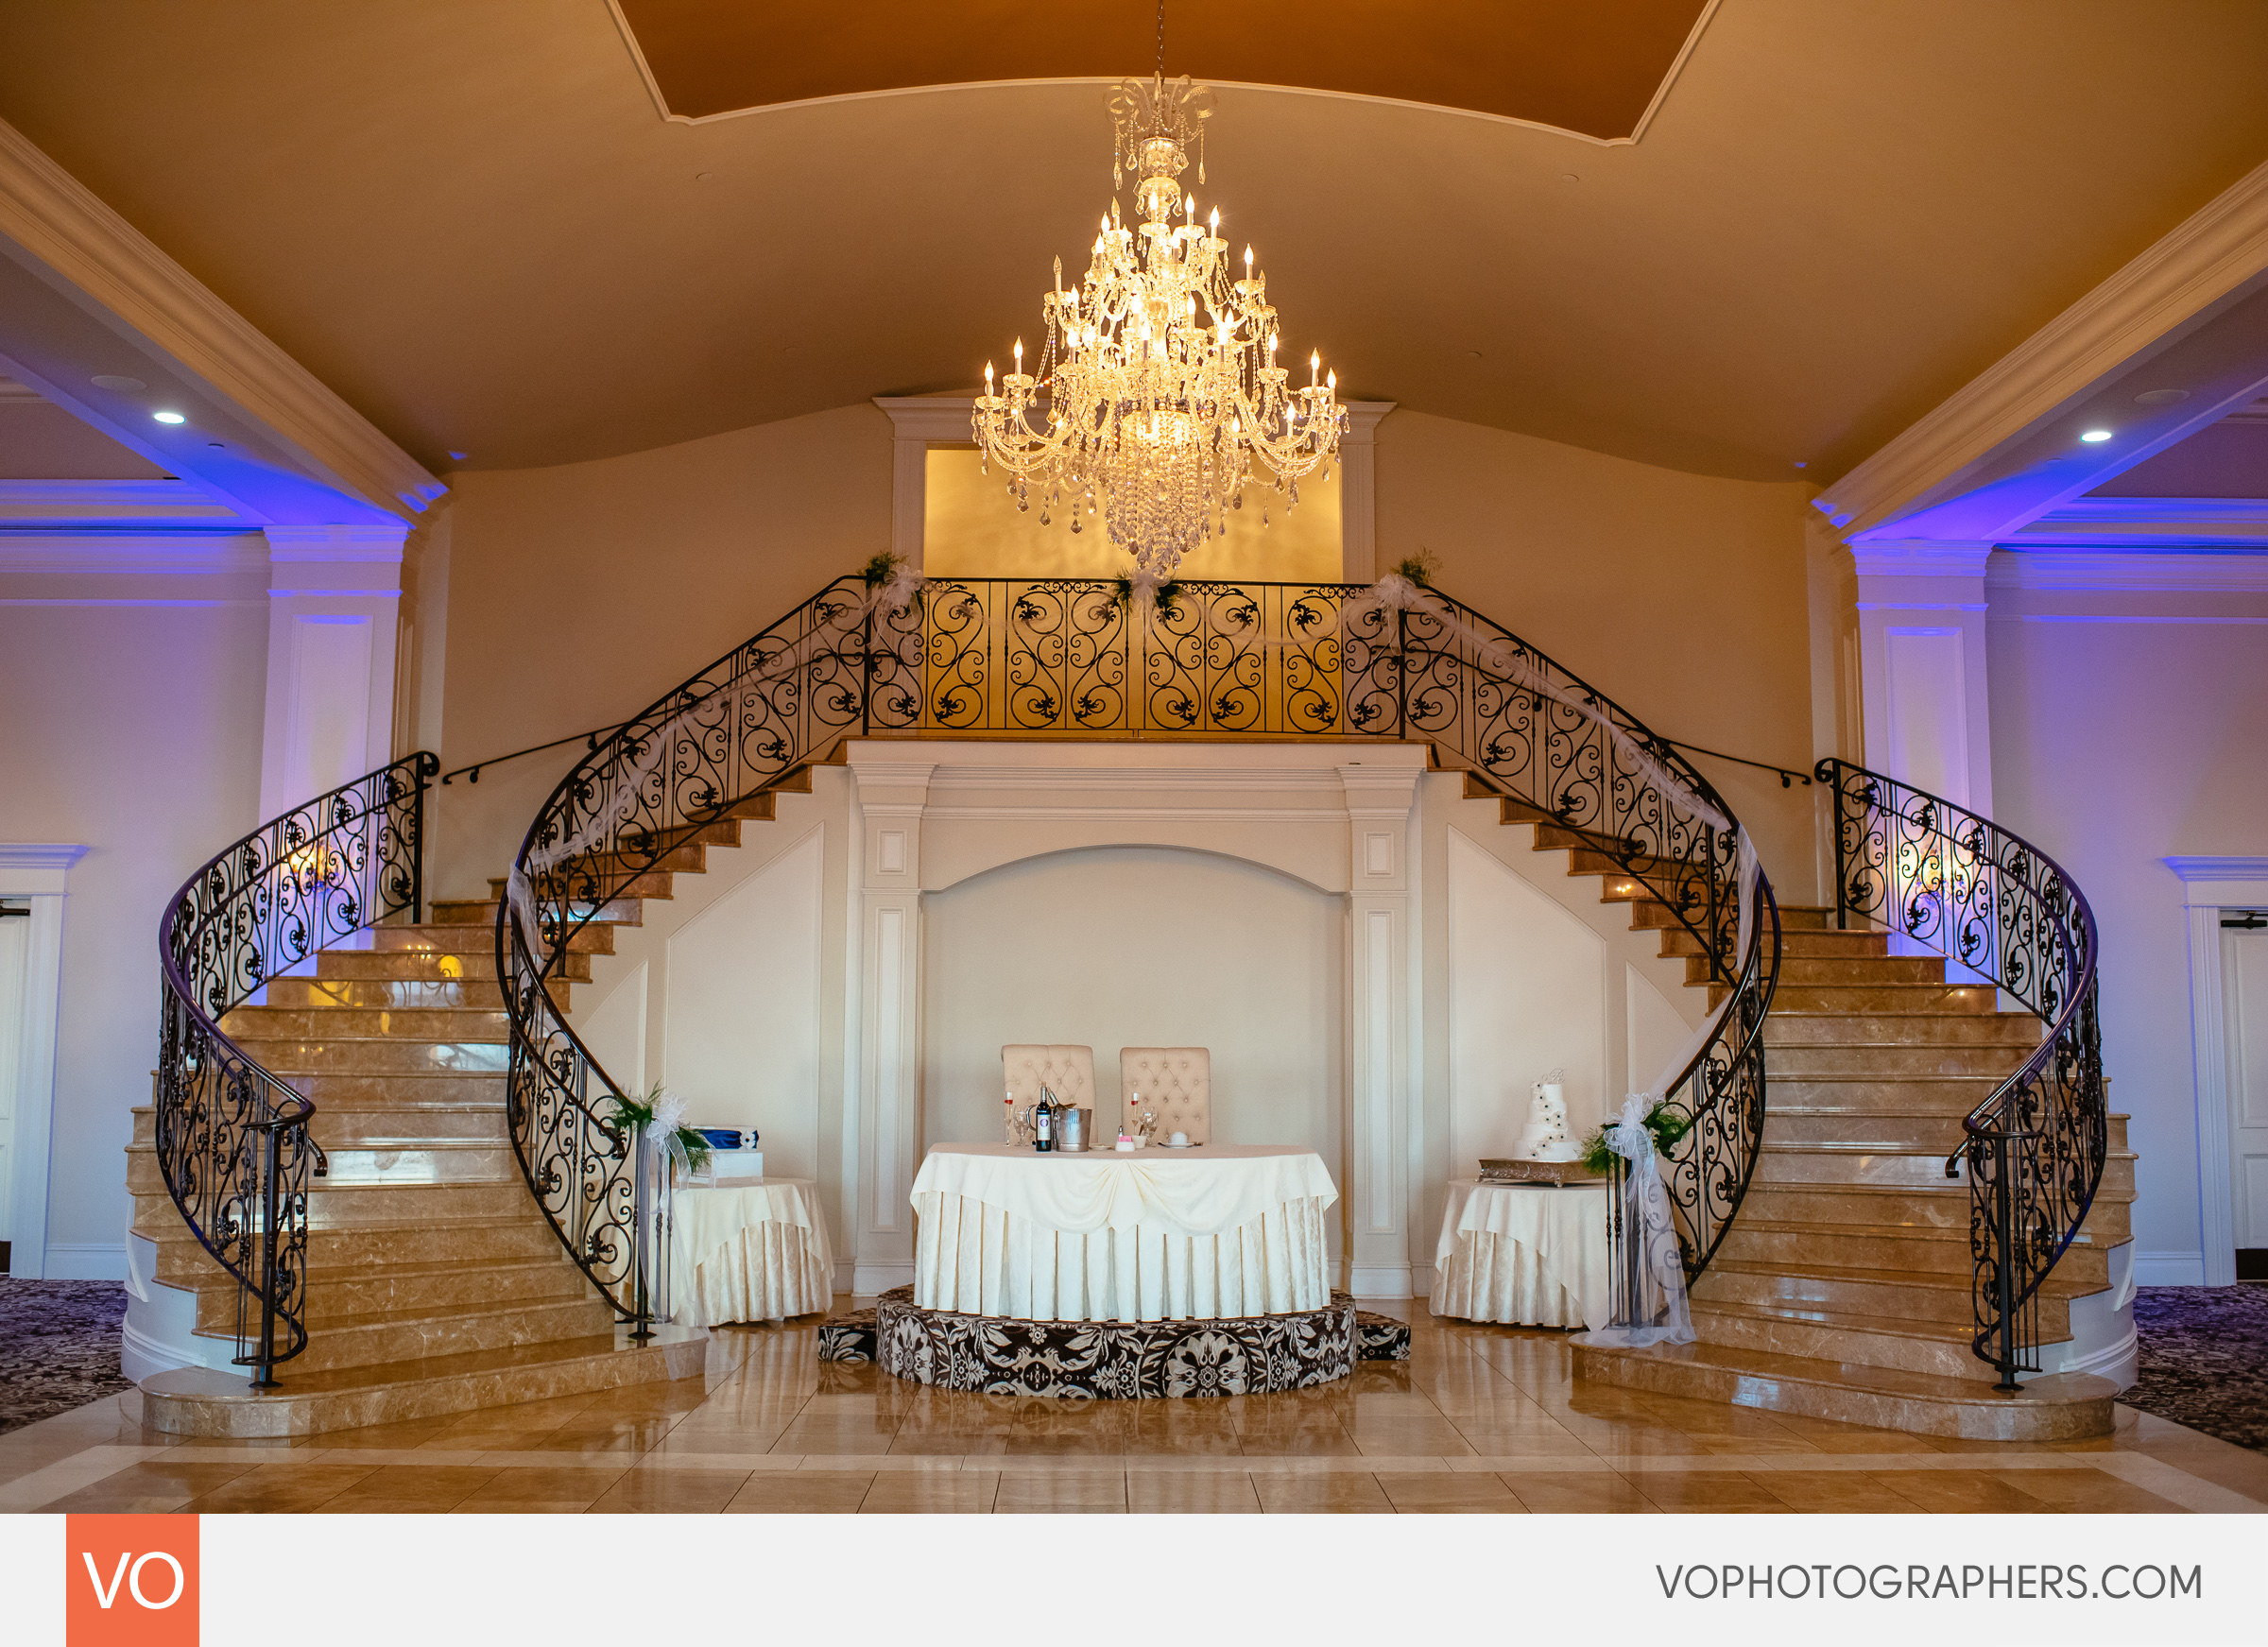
126,567,2120,1443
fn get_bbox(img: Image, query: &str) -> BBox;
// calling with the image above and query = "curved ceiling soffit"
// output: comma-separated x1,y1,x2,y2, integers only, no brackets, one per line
604,0,1720,150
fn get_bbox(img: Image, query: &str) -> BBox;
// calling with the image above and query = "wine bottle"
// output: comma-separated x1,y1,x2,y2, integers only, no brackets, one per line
1035,1091,1055,1153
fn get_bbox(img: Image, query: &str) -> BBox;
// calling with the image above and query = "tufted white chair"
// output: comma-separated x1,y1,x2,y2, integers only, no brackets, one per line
1001,1045,1097,1117
1119,1047,1211,1144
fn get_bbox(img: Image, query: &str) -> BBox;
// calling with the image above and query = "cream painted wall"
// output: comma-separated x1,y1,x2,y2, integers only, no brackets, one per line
1445,828,1607,1164
1987,577,2268,1277
429,403,894,900
919,844,1344,1166
1374,411,1820,898
0,569,268,1270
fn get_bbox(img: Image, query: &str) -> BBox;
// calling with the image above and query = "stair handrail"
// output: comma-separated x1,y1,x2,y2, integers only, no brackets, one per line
1813,758,2105,1389
498,572,1778,1330
156,750,438,1386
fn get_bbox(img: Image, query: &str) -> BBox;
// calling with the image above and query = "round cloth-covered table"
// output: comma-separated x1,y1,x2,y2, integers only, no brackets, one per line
1429,1178,1609,1329
669,1178,835,1326
911,1142,1338,1323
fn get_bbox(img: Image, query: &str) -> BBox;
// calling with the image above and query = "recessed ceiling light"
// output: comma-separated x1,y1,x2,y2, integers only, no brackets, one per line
2079,429,2113,442
152,410,186,424
1794,461,1808,469
91,373,146,391
447,450,468,460
1467,350,1484,361
2134,388,2190,406
695,171,714,182
1559,173,1580,183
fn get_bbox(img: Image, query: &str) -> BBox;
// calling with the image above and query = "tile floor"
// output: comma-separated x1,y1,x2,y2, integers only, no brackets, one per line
4,1301,2265,1515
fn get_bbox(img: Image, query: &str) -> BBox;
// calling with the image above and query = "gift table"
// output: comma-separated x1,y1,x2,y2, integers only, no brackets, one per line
1429,1177,1609,1329
667,1177,834,1326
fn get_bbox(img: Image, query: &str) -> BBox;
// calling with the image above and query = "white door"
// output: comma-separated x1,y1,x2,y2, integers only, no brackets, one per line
0,907,26,1262
2226,922,2268,1254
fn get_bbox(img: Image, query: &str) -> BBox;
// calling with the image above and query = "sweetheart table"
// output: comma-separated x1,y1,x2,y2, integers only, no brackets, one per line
668,1178,835,1326
910,1142,1338,1323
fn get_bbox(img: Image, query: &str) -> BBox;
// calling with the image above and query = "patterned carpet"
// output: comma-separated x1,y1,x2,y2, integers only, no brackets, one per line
2125,1284,2268,1450
0,1280,133,1436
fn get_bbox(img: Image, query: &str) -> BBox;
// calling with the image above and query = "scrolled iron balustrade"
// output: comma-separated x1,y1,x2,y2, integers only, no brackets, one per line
156,750,438,1385
501,573,1778,1332
1815,758,2105,1388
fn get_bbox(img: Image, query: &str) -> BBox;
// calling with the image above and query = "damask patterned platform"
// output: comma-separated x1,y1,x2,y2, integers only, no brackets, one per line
821,1287,1366,1398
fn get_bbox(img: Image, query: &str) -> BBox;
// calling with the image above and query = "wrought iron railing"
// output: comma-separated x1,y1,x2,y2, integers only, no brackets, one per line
156,752,437,1385
500,573,1778,1329
1815,759,2105,1388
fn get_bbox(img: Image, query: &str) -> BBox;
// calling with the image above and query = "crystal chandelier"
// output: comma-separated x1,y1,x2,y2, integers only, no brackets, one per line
973,73,1344,579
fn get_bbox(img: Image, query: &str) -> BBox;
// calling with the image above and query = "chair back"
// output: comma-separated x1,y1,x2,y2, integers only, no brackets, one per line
1002,1044,1097,1113
1119,1047,1212,1144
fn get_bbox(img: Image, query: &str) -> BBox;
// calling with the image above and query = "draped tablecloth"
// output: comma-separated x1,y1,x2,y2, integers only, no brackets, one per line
911,1143,1338,1323
1429,1178,1609,1329
669,1178,834,1327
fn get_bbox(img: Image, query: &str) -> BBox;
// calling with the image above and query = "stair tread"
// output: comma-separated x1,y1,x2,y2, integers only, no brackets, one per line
1579,1338,2115,1411
1695,1295,1982,1346
146,1331,663,1399
195,1291,602,1341
1706,1256,2100,1299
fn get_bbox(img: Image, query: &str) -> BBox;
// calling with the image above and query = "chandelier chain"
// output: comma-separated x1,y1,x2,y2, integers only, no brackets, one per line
1156,0,1166,81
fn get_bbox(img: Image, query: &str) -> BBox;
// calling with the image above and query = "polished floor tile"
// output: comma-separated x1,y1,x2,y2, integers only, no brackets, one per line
8,1296,2266,1517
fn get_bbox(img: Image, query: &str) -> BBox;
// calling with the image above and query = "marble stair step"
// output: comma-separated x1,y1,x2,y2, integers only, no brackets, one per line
1719,1215,2117,1289
142,1212,568,1279
1763,1073,2005,1110
1751,1142,1967,1187
1572,1337,2116,1441
220,1004,508,1041
222,1035,510,1074
1661,927,1885,960
315,947,592,983
136,1327,707,1437
238,1069,507,1107
194,1292,616,1373
431,895,644,927
1764,1041,2033,1077
368,920,614,955
1762,982,2002,1014
195,1254,596,1332
1766,955,1949,986
132,1101,507,1149
135,1179,540,1231
261,976,534,1010
1696,1258,2083,1335
1691,1295,2012,1381
1763,1011,2042,1047
1739,1178,2133,1245
1764,1108,2129,1155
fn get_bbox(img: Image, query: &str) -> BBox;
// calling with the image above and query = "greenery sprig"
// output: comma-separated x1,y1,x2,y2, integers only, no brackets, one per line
861,551,906,588
607,1084,713,1174
1389,549,1441,586
1112,575,1183,611
1579,1096,1692,1176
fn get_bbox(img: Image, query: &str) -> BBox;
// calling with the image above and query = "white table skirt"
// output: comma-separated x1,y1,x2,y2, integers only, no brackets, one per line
669,1178,834,1327
1429,1179,1609,1330
910,1142,1338,1322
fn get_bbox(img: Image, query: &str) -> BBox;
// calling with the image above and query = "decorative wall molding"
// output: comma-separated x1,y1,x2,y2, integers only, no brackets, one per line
0,115,440,520
0,533,266,575
2167,855,2268,1288
1849,541,1995,579
0,478,249,527
1816,154,2268,536
1988,547,2268,591
2004,497,2268,549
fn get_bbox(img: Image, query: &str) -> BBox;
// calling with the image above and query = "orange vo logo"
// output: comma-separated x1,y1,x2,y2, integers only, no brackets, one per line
66,1516,198,1647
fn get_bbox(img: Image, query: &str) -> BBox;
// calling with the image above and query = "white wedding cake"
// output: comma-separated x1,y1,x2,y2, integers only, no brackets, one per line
1514,1079,1583,1162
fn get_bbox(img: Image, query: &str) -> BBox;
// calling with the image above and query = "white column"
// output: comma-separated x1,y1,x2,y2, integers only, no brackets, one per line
258,523,408,819
846,754,935,1293
1338,402,1396,585
1850,540,1995,813
1340,762,1420,1296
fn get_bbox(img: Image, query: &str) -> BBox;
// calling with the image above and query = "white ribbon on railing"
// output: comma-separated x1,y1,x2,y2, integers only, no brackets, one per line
1574,1093,1696,1349
507,566,924,947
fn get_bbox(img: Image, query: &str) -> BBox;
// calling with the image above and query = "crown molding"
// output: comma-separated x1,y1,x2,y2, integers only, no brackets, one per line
2002,495,2268,547
0,477,249,527
0,373,40,402
1816,155,2268,537
874,396,978,444
2166,856,2268,907
0,532,266,575
0,842,89,894
0,117,440,521
1989,548,2268,592
1849,541,1994,579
